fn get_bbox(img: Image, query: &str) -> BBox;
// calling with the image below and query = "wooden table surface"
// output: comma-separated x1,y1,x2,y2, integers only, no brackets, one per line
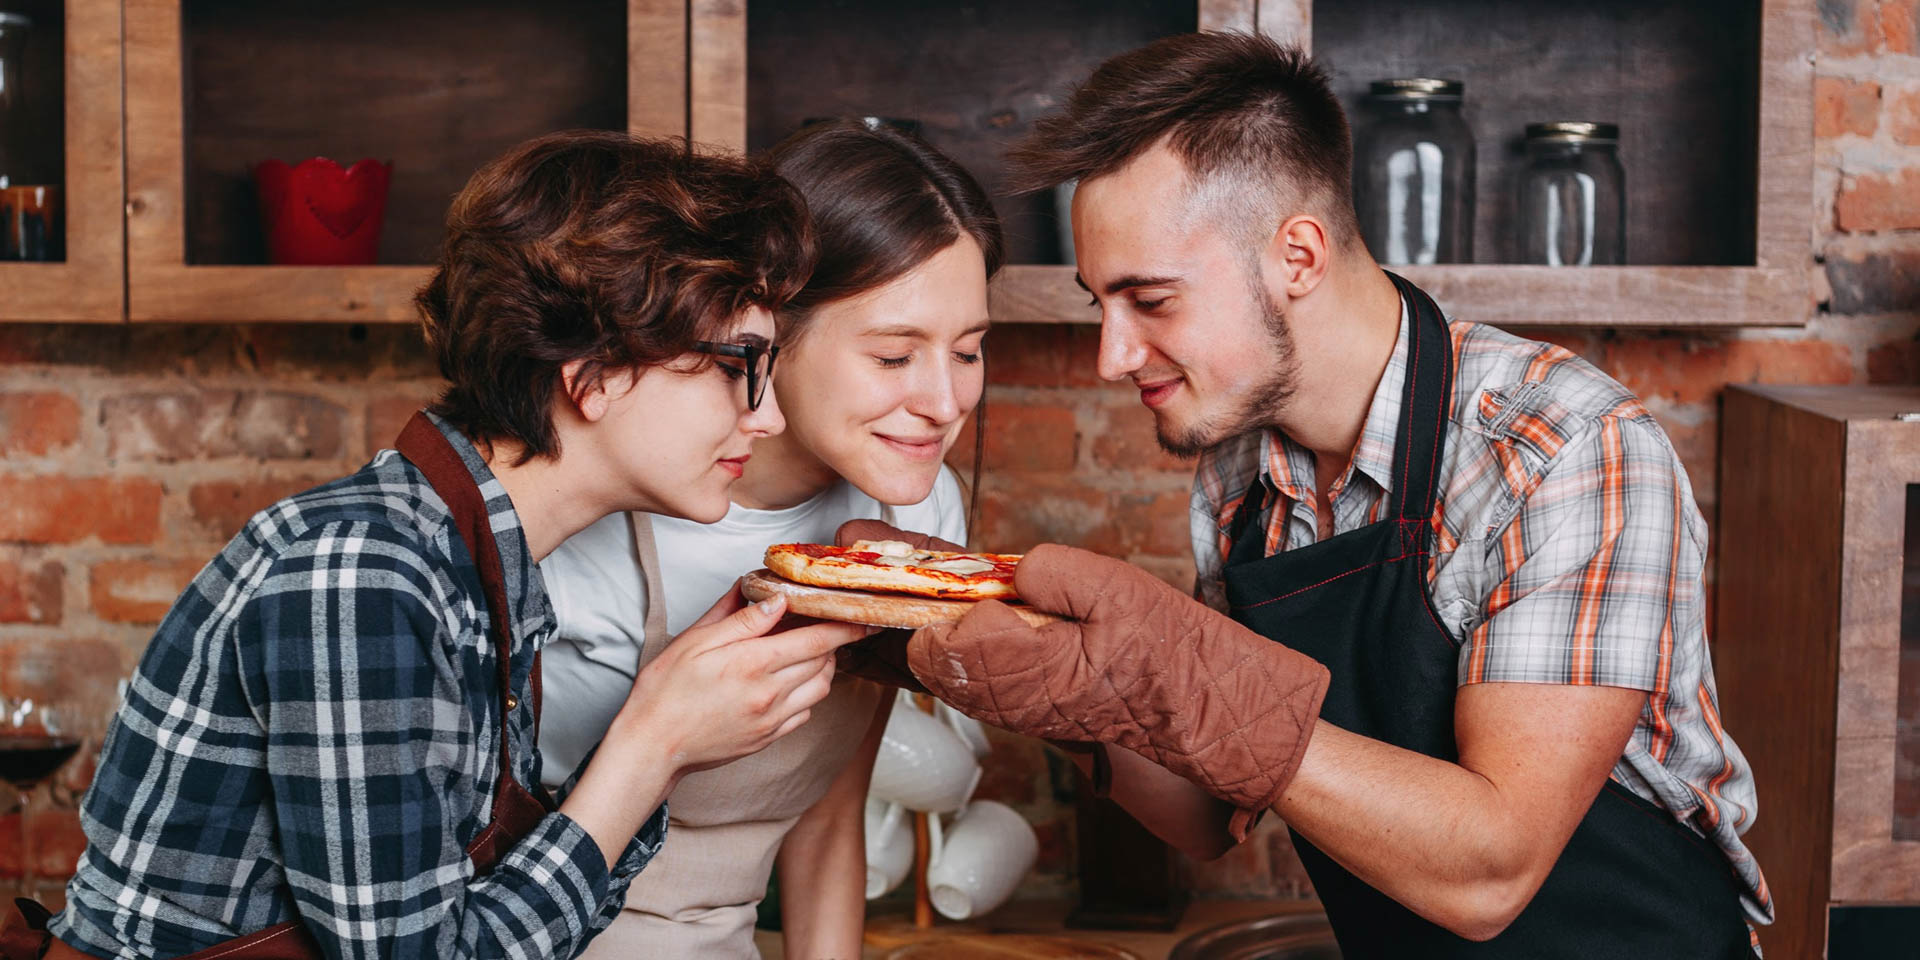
754,898,1323,960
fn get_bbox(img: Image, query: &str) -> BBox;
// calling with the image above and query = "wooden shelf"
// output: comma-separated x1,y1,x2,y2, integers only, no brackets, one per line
0,0,123,323
987,262,1807,328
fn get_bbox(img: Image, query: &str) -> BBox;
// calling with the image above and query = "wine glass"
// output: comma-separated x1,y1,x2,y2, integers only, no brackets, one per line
0,695,81,900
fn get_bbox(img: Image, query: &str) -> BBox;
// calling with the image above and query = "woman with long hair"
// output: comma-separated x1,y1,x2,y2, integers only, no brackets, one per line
538,119,1003,958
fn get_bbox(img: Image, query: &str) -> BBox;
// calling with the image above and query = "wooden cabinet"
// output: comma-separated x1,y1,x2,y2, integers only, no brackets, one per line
1,0,122,323
1718,386,1920,960
0,0,1823,326
119,0,688,322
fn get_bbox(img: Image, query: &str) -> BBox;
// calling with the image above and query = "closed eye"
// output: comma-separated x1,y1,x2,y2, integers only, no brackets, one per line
715,362,747,380
877,355,911,369
954,351,981,364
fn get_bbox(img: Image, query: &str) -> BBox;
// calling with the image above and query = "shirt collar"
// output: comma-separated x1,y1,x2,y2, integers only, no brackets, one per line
1257,297,1410,503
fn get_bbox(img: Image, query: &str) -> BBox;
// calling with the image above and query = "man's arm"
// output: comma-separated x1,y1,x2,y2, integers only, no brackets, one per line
1277,684,1641,940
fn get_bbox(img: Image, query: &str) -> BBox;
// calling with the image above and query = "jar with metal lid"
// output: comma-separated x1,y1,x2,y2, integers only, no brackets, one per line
1515,122,1625,266
1352,78,1476,265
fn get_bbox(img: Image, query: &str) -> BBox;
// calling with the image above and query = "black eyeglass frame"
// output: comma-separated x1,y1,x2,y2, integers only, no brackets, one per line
693,340,780,411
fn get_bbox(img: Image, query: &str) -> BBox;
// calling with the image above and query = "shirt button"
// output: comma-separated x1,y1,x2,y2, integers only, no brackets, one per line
505,694,519,711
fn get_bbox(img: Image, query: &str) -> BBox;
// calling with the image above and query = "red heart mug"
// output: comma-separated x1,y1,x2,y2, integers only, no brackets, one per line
253,157,392,265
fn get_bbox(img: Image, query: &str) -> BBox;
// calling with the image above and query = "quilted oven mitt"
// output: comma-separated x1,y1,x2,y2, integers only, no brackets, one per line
908,543,1330,840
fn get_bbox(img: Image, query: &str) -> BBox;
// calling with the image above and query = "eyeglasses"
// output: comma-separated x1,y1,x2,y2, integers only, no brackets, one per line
693,340,779,411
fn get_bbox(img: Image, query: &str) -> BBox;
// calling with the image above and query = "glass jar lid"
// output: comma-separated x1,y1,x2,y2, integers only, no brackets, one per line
1525,121,1619,143
1367,78,1463,101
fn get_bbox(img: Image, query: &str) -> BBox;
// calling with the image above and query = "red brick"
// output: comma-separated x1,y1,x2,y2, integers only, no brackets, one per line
104,391,346,462
1090,401,1195,473
982,403,1078,473
188,475,329,541
1084,490,1191,558
1836,168,1920,233
0,637,125,708
1818,0,1883,56
1890,85,1920,146
1827,247,1920,314
986,326,1107,388
946,416,980,474
1870,338,1920,383
1597,336,1854,408
89,557,206,625
1265,825,1319,901
0,475,163,545
0,392,82,457
1883,0,1919,54
1814,76,1881,138
0,558,63,625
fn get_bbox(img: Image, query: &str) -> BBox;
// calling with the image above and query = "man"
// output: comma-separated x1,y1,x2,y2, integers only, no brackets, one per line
890,33,1768,958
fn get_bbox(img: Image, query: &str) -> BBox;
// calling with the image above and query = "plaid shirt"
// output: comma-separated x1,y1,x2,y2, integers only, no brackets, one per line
1192,312,1772,927
52,414,665,960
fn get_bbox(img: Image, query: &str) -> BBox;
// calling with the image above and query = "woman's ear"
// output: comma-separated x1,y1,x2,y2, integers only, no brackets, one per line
563,360,612,423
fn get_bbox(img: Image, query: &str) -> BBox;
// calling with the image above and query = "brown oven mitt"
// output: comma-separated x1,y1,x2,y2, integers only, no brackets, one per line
907,543,1330,840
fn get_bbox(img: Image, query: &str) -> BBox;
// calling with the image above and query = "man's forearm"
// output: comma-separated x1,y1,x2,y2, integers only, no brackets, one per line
1067,745,1238,861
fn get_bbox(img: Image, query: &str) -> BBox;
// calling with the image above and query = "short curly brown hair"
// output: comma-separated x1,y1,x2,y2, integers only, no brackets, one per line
417,130,814,462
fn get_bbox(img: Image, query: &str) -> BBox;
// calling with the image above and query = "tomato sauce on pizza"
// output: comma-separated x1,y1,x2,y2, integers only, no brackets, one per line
765,540,1021,600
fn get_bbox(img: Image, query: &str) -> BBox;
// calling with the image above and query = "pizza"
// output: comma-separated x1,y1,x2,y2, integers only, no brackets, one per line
764,540,1021,601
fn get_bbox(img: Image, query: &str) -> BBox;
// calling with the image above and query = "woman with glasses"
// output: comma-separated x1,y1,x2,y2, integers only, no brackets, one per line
25,131,871,960
538,119,1002,959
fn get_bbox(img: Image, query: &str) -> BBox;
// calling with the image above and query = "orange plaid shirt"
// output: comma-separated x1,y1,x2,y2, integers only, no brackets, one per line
1191,313,1772,927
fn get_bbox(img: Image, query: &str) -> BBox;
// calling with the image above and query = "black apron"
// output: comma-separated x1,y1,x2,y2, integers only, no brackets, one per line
1219,274,1755,959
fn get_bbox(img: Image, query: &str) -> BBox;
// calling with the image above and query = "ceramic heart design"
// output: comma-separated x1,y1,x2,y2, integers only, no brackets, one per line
253,157,393,265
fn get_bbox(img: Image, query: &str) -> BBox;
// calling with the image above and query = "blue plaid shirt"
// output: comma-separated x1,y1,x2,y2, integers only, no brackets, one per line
53,414,665,960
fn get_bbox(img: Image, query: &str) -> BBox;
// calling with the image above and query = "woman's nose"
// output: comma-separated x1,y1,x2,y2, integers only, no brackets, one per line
743,384,785,437
908,365,963,425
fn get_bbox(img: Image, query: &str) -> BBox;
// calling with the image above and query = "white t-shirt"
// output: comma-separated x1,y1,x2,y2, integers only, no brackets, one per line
537,466,969,786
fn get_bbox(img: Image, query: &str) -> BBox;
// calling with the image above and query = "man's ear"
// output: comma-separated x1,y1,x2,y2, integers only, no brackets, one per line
562,360,612,423
1262,213,1333,301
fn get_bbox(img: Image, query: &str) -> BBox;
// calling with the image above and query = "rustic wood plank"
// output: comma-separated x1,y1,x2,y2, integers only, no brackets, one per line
1197,0,1255,33
989,266,1098,325
1755,0,1815,272
691,0,747,152
1831,736,1920,902
1255,0,1311,47
1716,386,1845,960
0,0,124,322
989,263,1806,327
630,0,689,138
133,266,432,324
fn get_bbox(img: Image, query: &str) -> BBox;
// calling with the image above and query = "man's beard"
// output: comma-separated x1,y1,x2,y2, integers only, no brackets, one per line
1155,283,1299,458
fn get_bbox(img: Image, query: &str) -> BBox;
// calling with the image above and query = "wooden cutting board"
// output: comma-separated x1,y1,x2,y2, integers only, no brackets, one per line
740,569,1063,629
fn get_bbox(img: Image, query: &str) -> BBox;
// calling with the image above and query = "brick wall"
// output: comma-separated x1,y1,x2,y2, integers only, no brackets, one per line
2,5,1918,903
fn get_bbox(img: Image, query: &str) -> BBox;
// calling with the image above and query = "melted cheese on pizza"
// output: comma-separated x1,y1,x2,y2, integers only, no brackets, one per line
849,539,997,576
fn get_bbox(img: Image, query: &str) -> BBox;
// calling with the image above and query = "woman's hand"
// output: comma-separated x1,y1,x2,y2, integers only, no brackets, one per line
622,589,867,774
561,587,867,866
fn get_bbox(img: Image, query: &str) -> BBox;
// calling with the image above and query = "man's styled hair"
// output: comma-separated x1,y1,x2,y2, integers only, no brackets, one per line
417,130,814,462
1006,31,1358,247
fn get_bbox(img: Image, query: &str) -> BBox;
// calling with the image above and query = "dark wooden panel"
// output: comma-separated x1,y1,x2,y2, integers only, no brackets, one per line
183,0,628,266
1716,387,1844,960
1313,0,1760,266
6,0,65,189
745,0,1198,267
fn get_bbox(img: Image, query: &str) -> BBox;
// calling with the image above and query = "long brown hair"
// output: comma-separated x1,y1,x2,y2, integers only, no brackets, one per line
767,120,1003,539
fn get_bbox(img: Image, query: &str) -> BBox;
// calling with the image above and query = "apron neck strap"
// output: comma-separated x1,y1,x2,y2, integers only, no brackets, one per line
1381,272,1454,532
628,512,672,662
392,413,531,783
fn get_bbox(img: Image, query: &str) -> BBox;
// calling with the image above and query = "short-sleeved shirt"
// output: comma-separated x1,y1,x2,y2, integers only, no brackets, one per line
1190,314,1772,926
54,413,665,960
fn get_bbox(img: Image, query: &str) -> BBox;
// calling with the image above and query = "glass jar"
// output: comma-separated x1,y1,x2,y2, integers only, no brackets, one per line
1352,78,1476,265
1515,122,1625,266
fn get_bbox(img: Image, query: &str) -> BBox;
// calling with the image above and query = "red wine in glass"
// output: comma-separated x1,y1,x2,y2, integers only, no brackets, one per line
0,733,80,787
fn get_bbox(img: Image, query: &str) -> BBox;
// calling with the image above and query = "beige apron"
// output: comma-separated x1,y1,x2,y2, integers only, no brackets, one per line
580,513,884,959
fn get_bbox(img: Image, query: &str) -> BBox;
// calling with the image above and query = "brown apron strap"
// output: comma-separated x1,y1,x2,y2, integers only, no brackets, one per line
628,512,673,665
